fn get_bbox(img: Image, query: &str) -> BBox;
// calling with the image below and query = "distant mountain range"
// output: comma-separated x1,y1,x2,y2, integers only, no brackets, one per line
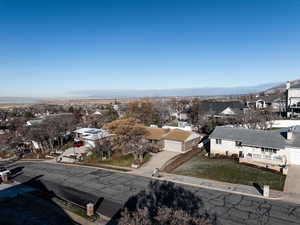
70,82,282,98
2,79,299,100
264,78,300,94
0,97,39,104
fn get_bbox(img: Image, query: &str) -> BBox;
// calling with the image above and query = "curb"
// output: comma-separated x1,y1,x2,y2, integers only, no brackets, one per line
155,175,283,201
12,160,288,202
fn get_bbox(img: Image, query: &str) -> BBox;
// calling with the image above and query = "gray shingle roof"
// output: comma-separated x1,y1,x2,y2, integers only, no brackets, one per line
210,126,287,149
201,101,246,115
290,83,300,89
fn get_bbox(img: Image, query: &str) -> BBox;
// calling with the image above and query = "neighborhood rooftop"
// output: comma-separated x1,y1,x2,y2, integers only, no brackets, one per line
144,127,169,140
201,101,246,114
163,129,195,142
210,126,287,149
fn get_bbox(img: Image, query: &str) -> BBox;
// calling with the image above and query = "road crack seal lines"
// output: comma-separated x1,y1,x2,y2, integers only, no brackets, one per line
206,194,270,225
288,206,300,219
251,201,272,225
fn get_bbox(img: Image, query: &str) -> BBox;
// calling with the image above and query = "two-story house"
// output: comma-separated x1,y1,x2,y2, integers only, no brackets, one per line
209,126,300,174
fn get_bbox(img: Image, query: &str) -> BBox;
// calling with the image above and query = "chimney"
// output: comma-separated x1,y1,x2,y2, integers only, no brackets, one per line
286,81,291,90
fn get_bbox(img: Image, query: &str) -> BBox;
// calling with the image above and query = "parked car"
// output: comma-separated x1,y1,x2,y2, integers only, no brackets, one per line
16,149,32,157
73,141,84,148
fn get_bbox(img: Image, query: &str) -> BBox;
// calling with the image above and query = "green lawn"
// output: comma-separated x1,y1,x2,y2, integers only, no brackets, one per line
83,152,152,168
174,153,286,190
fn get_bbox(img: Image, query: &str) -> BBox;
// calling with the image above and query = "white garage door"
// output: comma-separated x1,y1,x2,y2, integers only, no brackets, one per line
164,140,182,152
290,149,300,165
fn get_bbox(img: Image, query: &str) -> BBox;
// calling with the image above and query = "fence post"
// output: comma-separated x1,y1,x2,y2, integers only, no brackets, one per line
86,203,94,217
1,173,8,183
263,185,270,198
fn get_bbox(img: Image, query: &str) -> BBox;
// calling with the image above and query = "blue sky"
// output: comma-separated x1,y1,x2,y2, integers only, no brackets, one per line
1,0,300,97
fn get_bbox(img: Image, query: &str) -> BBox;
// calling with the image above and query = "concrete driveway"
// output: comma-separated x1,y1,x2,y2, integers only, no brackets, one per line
132,151,180,176
284,165,300,194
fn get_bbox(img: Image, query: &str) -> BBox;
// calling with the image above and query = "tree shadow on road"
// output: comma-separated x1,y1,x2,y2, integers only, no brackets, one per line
109,180,218,225
0,175,77,225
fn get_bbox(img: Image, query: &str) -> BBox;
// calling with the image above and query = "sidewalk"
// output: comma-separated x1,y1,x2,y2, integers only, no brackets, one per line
284,165,300,194
17,157,292,202
156,173,284,200
64,209,109,225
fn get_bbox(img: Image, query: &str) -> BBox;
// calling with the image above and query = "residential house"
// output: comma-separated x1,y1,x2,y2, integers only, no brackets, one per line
162,122,193,131
163,129,201,152
73,128,113,148
251,95,286,113
255,99,267,109
144,127,201,153
286,81,300,117
201,101,247,118
144,127,169,149
209,126,300,174
26,113,74,126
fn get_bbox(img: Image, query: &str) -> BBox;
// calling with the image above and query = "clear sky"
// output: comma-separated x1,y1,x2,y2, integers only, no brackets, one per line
1,0,300,97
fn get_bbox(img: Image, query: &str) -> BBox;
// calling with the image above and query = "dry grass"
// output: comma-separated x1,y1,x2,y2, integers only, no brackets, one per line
174,153,286,190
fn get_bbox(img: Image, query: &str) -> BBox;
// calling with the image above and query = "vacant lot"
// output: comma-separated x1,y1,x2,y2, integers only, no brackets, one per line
174,153,286,190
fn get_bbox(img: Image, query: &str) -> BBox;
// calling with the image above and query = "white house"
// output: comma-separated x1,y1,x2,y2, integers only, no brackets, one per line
73,128,113,148
210,126,300,174
255,99,267,109
163,122,193,131
286,81,300,117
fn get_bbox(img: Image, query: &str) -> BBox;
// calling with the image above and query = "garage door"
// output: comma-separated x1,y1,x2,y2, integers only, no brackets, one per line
289,149,300,165
164,140,182,152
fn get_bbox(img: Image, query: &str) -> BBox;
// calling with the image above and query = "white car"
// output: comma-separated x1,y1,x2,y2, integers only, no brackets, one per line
0,167,10,178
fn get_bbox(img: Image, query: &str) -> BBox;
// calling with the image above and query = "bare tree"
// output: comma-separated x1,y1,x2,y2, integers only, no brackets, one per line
94,138,114,160
127,138,151,163
126,99,160,125
104,117,148,154
237,108,274,130
153,99,171,126
119,208,211,225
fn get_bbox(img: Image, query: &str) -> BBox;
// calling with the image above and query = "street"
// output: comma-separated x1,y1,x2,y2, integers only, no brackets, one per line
7,162,300,225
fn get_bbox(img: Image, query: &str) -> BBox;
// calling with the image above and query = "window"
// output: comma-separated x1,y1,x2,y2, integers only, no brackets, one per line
261,148,277,154
216,139,222,144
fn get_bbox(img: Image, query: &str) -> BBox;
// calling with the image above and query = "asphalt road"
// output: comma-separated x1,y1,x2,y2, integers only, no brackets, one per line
7,162,300,225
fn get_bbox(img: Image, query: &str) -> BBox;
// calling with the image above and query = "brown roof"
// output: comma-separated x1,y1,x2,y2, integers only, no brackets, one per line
163,129,193,142
144,127,169,140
